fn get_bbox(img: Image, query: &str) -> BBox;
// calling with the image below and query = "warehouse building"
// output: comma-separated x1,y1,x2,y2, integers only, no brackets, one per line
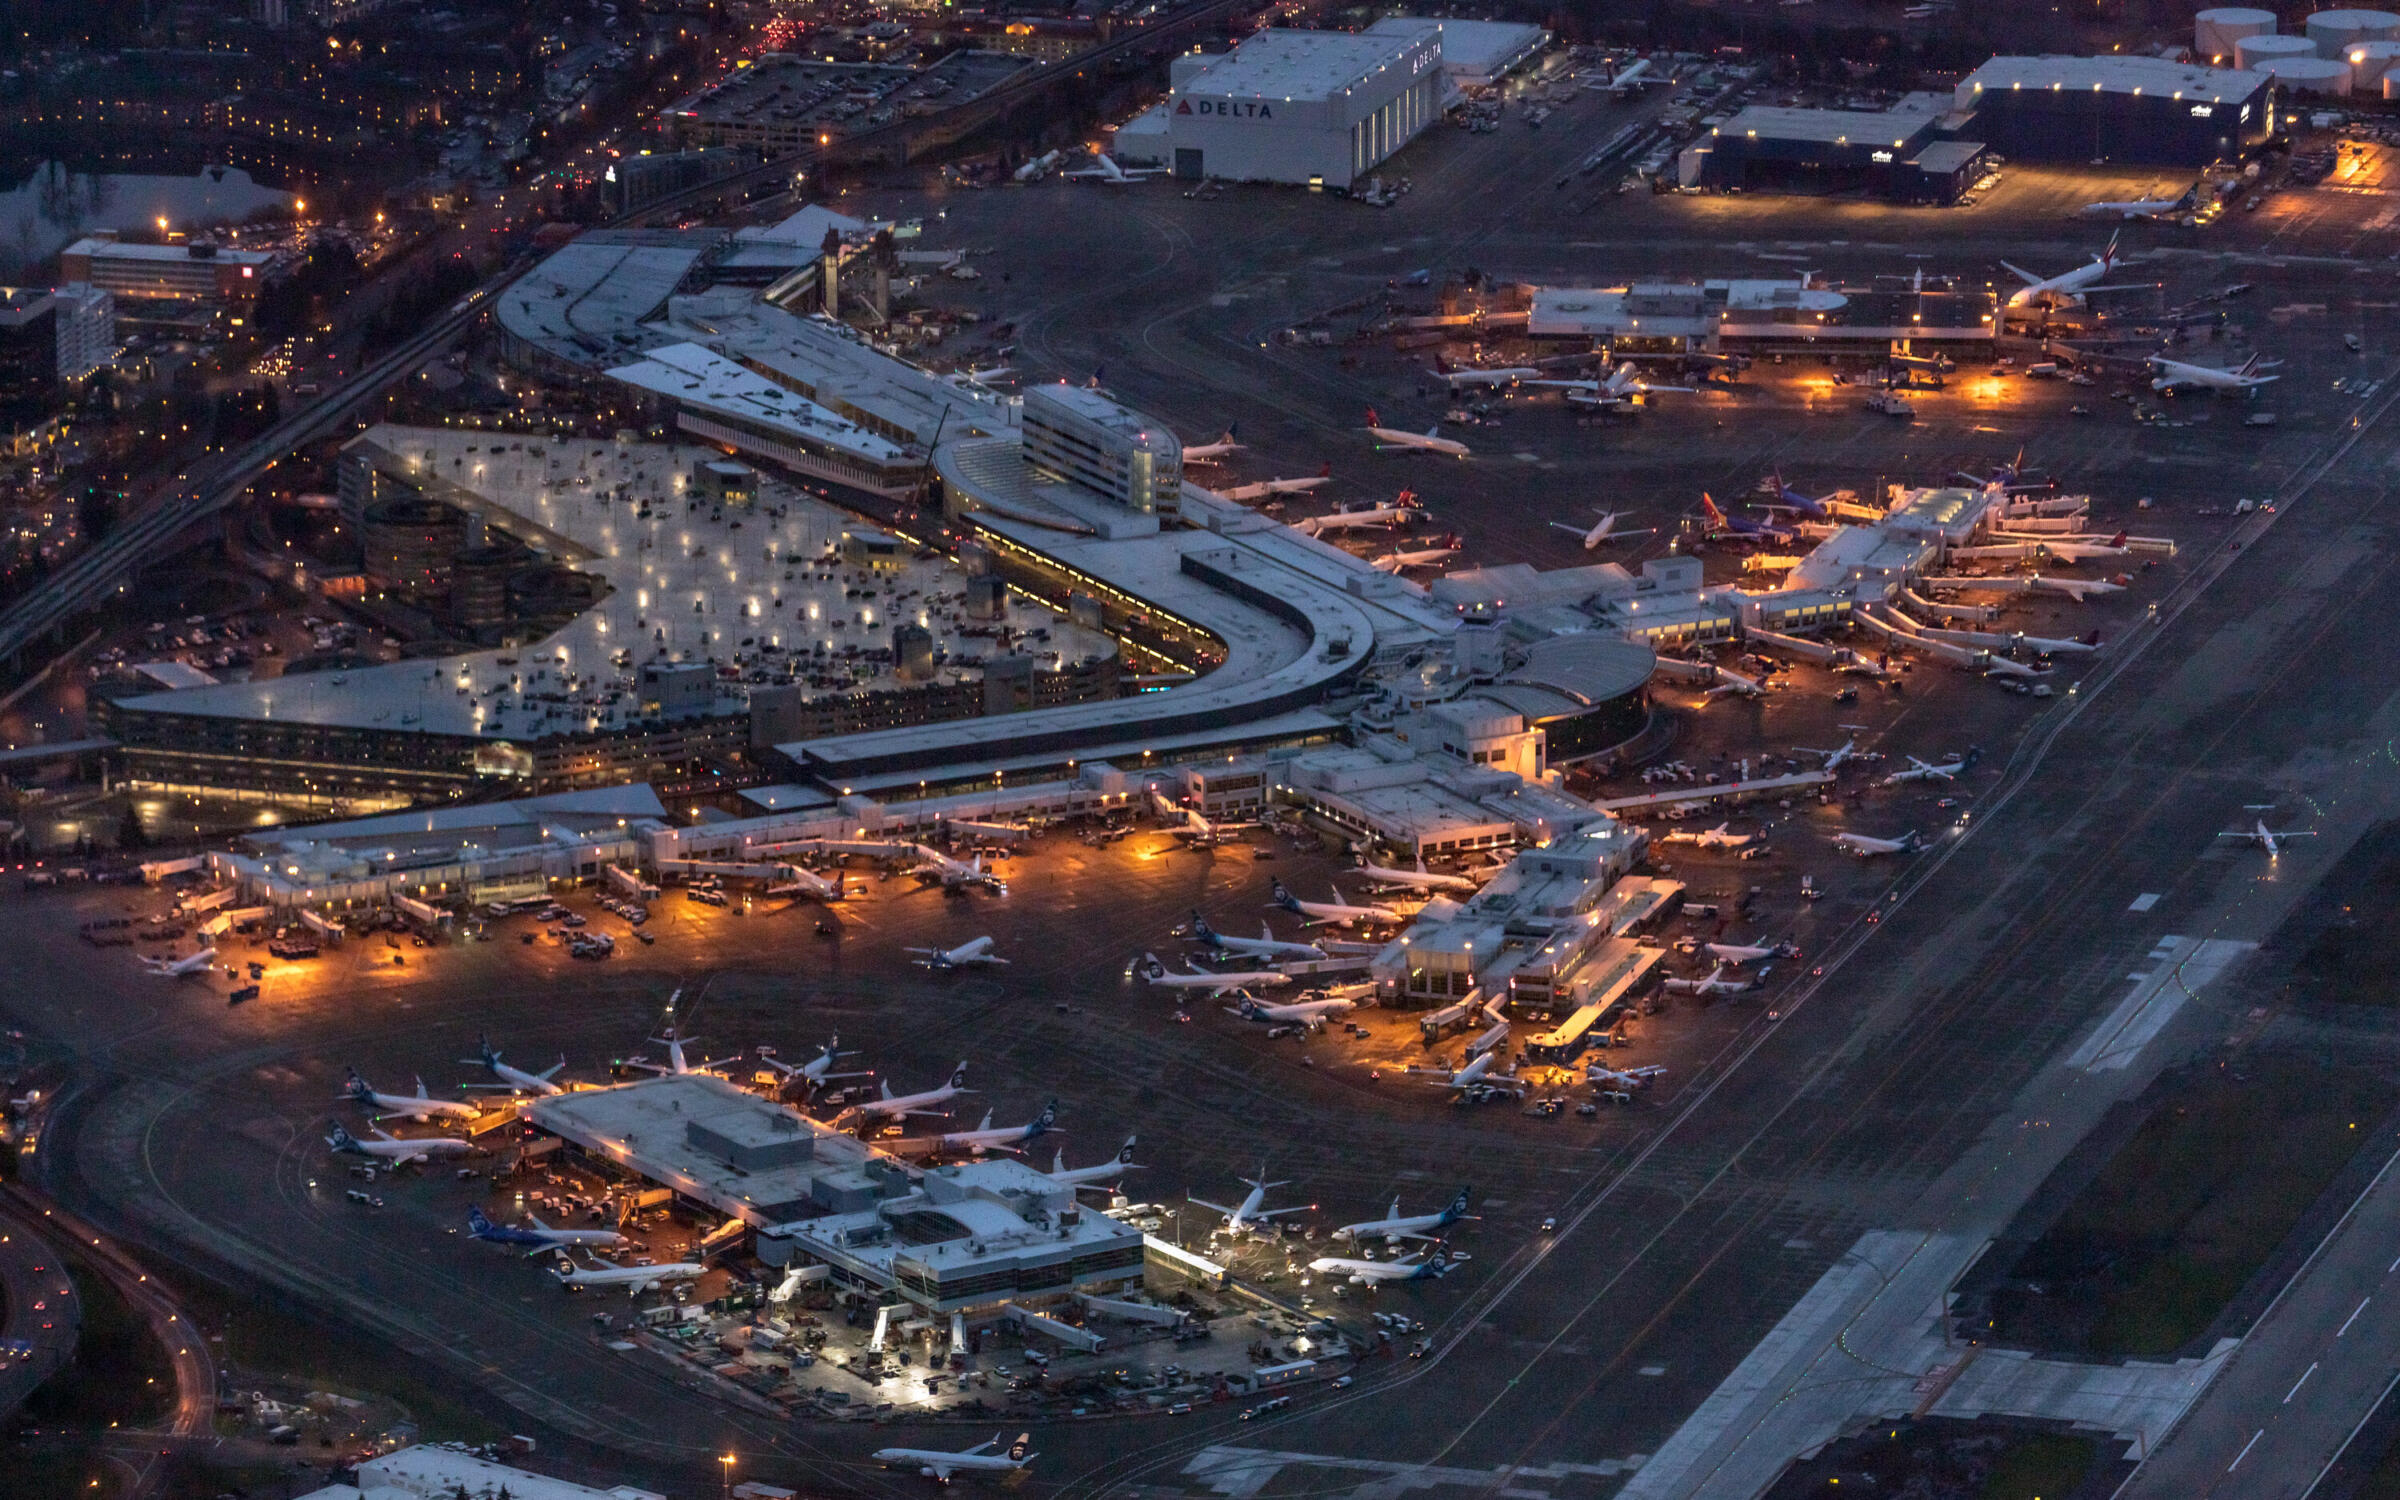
1115,27,1444,187
1364,16,1548,92
1686,95,1982,202
1951,55,2273,166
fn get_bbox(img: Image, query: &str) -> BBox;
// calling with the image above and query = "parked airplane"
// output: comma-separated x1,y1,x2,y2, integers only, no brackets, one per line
1658,822,1755,851
141,947,217,978
1588,1062,1669,1092
1705,939,1798,966
1697,494,1795,545
850,1063,974,1122
1157,798,1259,848
2083,187,2194,220
1308,1250,1450,1286
759,1037,873,1095
1533,361,1691,408
1048,1135,1142,1191
340,1068,480,1123
1662,964,1759,997
2220,818,2317,859
1800,738,1863,772
1370,537,1465,573
1190,1172,1314,1235
1436,364,1538,390
1229,994,1359,1026
1183,426,1245,463
460,1035,567,1096
1012,150,1062,183
625,1030,739,1077
1365,408,1471,457
553,1252,704,1297
1881,750,1978,786
1832,830,1924,858
1219,475,1333,502
2150,352,2280,395
1138,953,1295,994
938,1101,1059,1156
1411,1051,1525,1096
1334,1186,1474,1244
1344,857,1479,895
2002,232,2140,310
1550,509,1652,549
1064,152,1168,183
1270,879,1402,928
1189,913,1326,962
910,846,1009,895
907,936,1009,970
1293,493,1423,535
1590,57,1663,93
764,865,842,901
467,1206,627,1257
324,1122,476,1168
873,1433,1036,1482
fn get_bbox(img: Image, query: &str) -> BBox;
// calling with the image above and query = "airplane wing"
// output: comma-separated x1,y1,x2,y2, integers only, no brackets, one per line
1997,261,2043,286
1187,1197,1235,1216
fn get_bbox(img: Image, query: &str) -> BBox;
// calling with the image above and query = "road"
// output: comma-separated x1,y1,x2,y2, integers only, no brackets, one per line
0,1186,79,1419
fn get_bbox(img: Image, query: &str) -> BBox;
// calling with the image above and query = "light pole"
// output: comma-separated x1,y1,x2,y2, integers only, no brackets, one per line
720,1453,736,1500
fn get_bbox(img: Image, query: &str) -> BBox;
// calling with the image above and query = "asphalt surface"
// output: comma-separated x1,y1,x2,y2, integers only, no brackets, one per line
0,1189,79,1420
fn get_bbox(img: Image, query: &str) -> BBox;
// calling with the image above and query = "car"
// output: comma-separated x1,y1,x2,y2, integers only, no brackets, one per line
1331,1374,1354,1388
1539,1216,1558,1233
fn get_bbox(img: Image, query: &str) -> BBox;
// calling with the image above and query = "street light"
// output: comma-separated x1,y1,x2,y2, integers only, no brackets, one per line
719,1454,736,1500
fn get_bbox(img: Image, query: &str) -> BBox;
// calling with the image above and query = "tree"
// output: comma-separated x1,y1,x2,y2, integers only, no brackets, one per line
116,804,146,850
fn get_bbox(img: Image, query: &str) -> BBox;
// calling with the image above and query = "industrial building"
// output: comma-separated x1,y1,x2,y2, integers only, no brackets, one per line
1115,27,1445,187
1951,56,2273,166
1363,16,1548,92
1685,94,1985,203
57,237,274,308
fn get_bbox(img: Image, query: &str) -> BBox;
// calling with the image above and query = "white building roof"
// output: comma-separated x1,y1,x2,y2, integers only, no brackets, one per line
1958,54,2266,104
298,1445,664,1500
1179,28,1428,102
1365,16,1547,77
496,232,716,369
64,237,273,267
607,341,914,466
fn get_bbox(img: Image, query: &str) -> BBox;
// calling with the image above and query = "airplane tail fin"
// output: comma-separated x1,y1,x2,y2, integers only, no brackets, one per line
468,1207,493,1232
1700,492,1727,528
1140,952,1166,979
1118,1135,1138,1164
2103,229,2120,267
1365,406,1382,428
1448,1186,1472,1217
1007,1435,1033,1463
2238,353,2262,376
1318,460,1332,479
948,1062,970,1090
1961,745,1983,772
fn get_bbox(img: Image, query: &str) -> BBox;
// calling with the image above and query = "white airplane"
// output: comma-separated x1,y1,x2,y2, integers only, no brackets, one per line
339,1068,480,1123
2150,352,2280,395
1159,799,1259,848
1370,537,1464,573
1663,964,1759,997
1534,362,1691,408
764,866,842,901
1271,878,1402,929
1705,939,1798,966
937,1100,1059,1156
1344,857,1478,895
907,936,1008,970
1365,408,1470,458
1832,830,1924,858
141,947,217,978
1183,427,1245,463
1219,475,1333,502
324,1122,476,1168
1190,1172,1313,1236
2219,818,2316,859
1590,57,1661,93
1588,1062,1669,1092
553,1252,705,1297
460,1035,567,1096
1229,994,1359,1025
1048,1135,1142,1191
1658,822,1754,852
1137,952,1295,995
2083,188,2193,220
958,363,1014,388
850,1063,973,1122
1293,492,1423,535
2002,232,2138,310
873,1433,1036,1483
467,1206,627,1257
910,846,1009,895
1308,1249,1451,1286
626,1030,740,1077
759,1037,873,1094
1436,365,1538,390
1412,1051,1525,1096
1550,510,1652,549
1880,752,1975,786
1800,738,1863,772
1188,913,1326,962
1012,150,1062,183
1065,152,1168,182
1334,1186,1474,1244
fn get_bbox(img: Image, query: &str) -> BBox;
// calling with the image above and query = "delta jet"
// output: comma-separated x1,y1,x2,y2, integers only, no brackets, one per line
1334,1186,1474,1244
1551,510,1652,549
1065,152,1168,182
1344,857,1479,895
1662,964,1759,997
873,1433,1036,1483
1189,913,1326,962
1183,427,1245,463
1370,536,1464,573
1436,365,1539,390
1365,408,1471,457
553,1253,704,1297
759,1037,873,1095
938,1101,1060,1156
1229,994,1359,1026
1049,1136,1142,1191
1706,939,1799,966
850,1063,974,1122
1138,952,1295,994
1658,822,1754,852
460,1035,567,1096
1219,475,1334,502
142,948,217,978
1190,1172,1314,1236
1832,830,1924,858
1271,878,1402,929
907,936,1008,970
324,1122,476,1168
1309,1250,1451,1286
1881,750,1978,786
2220,819,2317,859
339,1068,480,1123
467,1206,627,1257
2150,352,2280,395
1293,493,1423,535
2002,232,2140,310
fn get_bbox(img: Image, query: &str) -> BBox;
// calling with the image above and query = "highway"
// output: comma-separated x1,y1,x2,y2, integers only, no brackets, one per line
0,1187,79,1420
